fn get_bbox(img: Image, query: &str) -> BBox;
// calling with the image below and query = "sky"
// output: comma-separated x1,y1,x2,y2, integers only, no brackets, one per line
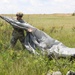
0,0,75,14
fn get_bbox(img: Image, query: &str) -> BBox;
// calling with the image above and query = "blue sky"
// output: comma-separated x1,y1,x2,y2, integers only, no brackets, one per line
0,0,75,14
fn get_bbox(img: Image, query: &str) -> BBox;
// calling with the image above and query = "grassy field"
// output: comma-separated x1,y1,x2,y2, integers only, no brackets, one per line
0,14,75,75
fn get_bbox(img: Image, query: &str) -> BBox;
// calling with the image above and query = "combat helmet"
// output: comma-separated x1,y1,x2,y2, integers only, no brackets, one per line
16,12,23,17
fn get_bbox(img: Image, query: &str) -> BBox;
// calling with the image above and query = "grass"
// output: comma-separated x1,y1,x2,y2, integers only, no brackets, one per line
0,14,75,75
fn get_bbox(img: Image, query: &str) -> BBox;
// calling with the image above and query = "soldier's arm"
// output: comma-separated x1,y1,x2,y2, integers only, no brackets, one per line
0,15,34,32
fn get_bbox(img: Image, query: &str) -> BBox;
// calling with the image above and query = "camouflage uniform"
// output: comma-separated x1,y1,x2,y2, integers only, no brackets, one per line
10,19,25,48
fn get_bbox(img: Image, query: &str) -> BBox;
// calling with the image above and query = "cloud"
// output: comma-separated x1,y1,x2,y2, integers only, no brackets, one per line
0,0,75,14
3,0,9,3
30,0,46,6
54,0,67,2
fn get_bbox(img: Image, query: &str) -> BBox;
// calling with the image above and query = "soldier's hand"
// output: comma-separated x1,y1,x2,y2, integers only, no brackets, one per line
27,28,33,32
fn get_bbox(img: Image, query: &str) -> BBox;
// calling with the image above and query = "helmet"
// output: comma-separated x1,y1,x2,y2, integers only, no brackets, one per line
16,12,23,17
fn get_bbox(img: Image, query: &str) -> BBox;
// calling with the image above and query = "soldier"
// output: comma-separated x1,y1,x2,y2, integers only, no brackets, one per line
10,12,25,49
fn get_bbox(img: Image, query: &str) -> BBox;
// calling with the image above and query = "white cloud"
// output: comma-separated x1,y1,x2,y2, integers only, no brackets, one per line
29,0,46,6
54,0,66,2
3,0,10,3
0,0,75,14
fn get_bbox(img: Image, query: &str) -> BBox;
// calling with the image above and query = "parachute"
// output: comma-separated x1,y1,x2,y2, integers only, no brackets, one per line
0,16,75,58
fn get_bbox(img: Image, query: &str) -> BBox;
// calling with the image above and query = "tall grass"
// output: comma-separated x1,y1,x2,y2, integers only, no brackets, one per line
0,14,75,75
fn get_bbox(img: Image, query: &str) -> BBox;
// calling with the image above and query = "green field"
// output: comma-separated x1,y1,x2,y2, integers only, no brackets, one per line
0,14,75,75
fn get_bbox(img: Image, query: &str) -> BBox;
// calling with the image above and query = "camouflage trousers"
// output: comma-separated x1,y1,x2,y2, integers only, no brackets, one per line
10,30,25,49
